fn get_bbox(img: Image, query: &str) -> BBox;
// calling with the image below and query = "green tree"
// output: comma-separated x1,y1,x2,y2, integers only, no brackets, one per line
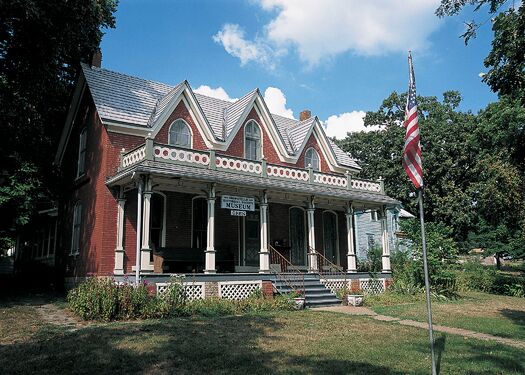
437,1,525,102
0,0,118,251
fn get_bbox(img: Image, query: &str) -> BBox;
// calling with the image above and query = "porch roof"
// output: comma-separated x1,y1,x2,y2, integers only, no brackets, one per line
107,160,399,206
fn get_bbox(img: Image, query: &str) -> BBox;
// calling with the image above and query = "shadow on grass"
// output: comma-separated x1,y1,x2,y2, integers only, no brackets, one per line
0,314,404,375
500,308,525,328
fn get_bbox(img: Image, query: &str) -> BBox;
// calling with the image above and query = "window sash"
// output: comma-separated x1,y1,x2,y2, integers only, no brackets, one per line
305,149,320,171
169,121,191,148
77,128,87,177
71,203,82,254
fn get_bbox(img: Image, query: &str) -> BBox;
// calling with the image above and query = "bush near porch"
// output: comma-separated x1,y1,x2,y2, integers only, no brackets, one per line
67,277,296,321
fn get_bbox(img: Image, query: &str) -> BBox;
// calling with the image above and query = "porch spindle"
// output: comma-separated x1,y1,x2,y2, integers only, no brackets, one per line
380,206,391,272
307,197,318,273
204,184,216,274
114,187,126,275
345,204,357,273
141,176,154,271
259,192,270,273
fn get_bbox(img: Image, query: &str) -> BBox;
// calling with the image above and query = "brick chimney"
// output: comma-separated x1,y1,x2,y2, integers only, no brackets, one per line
91,49,102,68
299,109,311,121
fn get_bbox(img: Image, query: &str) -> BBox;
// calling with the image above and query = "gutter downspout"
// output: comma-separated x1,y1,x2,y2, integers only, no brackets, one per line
135,176,144,285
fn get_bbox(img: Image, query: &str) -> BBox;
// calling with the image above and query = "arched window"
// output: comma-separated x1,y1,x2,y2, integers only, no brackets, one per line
169,119,191,148
305,148,320,171
244,121,261,161
192,197,207,249
71,201,82,255
77,127,87,177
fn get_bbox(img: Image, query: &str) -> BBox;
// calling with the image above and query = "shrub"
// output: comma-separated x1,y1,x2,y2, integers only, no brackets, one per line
454,261,497,293
356,245,382,274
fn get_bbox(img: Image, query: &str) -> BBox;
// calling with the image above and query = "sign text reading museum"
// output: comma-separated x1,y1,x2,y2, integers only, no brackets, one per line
220,195,255,211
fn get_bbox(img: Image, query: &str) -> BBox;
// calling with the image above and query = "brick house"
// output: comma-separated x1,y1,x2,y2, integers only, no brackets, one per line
34,59,399,305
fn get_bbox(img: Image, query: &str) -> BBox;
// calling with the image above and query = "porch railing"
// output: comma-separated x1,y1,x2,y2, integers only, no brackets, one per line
311,246,348,296
118,140,385,194
268,245,305,296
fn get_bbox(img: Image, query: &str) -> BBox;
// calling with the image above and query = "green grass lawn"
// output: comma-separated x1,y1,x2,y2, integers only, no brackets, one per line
368,291,525,341
1,295,525,374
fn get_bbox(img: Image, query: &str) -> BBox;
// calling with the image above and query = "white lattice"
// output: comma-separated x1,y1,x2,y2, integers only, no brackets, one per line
359,279,385,295
314,173,347,187
122,146,146,168
351,179,381,192
218,281,262,300
153,146,210,166
267,165,309,181
320,279,349,294
157,282,205,300
216,156,262,175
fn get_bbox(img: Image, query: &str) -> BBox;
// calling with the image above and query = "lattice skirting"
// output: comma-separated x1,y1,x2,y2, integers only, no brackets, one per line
320,279,349,294
157,282,205,300
359,279,386,295
218,281,262,300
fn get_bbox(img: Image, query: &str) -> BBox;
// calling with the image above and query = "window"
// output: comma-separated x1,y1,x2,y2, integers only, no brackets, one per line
367,233,375,250
71,202,82,255
169,119,191,148
77,127,87,177
370,210,378,221
150,193,165,250
192,197,207,249
305,148,320,171
244,121,261,161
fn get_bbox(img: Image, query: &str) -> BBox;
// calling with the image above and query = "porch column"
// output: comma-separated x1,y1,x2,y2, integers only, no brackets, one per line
114,187,126,275
345,204,357,273
380,206,391,273
259,191,269,273
204,184,216,274
141,176,154,271
307,196,318,273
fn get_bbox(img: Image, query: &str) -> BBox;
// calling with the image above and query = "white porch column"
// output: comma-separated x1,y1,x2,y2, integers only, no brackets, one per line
346,204,357,273
141,177,154,271
204,184,216,274
380,206,391,273
259,191,270,273
307,196,318,273
114,187,126,275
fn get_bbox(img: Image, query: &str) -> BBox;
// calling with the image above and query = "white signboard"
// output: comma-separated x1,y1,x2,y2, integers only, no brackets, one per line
221,195,255,211
230,210,247,217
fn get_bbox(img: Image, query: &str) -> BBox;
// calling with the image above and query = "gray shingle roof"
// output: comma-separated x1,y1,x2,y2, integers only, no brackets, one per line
81,63,360,170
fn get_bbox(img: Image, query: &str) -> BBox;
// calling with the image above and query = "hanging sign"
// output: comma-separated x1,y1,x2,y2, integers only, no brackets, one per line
221,195,255,211
230,210,247,217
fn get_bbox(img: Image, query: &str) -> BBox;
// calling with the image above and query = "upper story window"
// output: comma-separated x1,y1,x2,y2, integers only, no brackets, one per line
77,127,87,177
244,121,261,161
169,119,191,148
305,148,320,171
71,202,82,255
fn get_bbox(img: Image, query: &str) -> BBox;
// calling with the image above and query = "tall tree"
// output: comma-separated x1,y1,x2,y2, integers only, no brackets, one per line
0,0,118,251
437,0,525,102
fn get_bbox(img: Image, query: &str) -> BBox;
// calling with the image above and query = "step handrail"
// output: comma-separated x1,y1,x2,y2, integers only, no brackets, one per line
268,245,305,297
310,246,347,284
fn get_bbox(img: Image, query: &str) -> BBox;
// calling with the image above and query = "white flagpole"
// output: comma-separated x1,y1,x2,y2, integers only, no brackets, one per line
418,188,437,375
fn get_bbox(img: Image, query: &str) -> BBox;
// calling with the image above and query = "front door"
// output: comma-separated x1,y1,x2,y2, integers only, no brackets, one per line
289,207,306,266
323,211,339,264
243,211,259,267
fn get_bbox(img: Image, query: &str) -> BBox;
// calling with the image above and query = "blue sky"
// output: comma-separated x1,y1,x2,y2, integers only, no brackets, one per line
100,0,497,138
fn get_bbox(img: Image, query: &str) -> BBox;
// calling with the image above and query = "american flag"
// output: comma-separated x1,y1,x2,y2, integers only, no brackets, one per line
403,52,423,189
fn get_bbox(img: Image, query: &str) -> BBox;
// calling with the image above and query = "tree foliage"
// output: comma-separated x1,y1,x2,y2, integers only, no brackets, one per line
437,0,525,102
0,0,118,250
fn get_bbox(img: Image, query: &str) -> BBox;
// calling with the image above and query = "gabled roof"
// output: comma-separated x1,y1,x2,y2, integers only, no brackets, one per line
80,63,360,170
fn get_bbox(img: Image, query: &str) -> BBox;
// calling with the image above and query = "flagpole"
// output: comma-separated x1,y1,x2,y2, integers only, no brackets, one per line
418,188,437,375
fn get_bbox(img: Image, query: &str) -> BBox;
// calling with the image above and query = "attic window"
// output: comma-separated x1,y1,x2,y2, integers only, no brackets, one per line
244,120,261,161
169,119,191,148
77,127,87,177
305,148,320,171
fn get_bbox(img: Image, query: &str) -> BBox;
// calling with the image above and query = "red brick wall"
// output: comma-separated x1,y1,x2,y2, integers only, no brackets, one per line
154,100,208,150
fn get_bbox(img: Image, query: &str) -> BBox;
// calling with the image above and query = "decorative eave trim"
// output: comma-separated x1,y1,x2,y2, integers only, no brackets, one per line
54,75,86,166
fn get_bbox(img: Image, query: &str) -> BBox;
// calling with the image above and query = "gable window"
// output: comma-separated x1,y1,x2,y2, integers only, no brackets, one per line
305,148,320,171
370,210,378,222
169,119,191,148
71,202,82,255
77,127,87,177
244,121,261,161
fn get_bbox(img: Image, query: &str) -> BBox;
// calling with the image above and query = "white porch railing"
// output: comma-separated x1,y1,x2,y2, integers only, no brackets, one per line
119,141,384,194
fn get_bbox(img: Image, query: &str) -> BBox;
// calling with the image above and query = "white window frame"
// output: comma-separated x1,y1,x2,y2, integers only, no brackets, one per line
168,119,192,148
77,127,87,177
244,120,262,161
305,148,320,171
71,202,82,255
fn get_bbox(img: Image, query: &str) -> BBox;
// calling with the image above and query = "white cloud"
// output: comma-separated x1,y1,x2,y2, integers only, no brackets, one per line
324,111,383,139
194,85,237,102
215,0,441,67
263,87,294,118
212,24,276,69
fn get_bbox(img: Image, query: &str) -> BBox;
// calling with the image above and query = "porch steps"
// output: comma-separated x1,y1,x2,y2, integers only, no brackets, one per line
272,274,341,308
